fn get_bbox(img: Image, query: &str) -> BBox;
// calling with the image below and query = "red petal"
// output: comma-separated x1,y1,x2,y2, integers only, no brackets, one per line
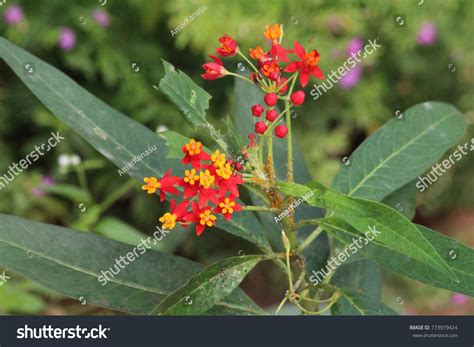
293,41,305,59
311,66,325,80
300,71,310,88
209,54,223,66
196,224,205,236
284,62,301,73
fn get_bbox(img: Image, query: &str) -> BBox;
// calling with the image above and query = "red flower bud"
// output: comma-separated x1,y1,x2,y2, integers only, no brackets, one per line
251,104,264,117
255,121,268,134
201,55,227,80
266,109,278,122
234,162,243,171
275,125,288,138
216,34,238,57
264,93,278,106
290,90,305,106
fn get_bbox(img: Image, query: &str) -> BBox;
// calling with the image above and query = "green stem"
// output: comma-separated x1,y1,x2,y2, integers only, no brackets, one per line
285,73,299,182
297,225,323,252
228,72,253,84
243,205,277,212
96,179,136,215
237,51,268,87
295,218,322,229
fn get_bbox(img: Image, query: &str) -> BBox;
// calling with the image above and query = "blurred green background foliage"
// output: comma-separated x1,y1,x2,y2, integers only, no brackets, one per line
0,0,472,315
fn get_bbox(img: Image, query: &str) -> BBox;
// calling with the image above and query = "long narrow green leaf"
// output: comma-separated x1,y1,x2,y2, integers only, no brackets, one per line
0,214,264,315
333,288,397,315
150,255,264,315
332,102,467,201
277,181,458,282
320,217,474,296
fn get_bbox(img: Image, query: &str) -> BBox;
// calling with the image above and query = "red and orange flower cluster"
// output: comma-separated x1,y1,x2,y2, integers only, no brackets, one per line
201,23,324,139
142,139,243,236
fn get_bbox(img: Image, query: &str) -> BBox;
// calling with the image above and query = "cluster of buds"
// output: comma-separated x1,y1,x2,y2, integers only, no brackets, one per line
201,23,324,140
142,139,244,236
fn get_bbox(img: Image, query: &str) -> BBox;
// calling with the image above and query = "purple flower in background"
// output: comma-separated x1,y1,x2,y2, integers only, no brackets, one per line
31,176,56,197
4,4,24,25
58,27,76,51
416,22,437,46
92,9,110,28
347,37,363,56
451,293,469,306
340,65,362,89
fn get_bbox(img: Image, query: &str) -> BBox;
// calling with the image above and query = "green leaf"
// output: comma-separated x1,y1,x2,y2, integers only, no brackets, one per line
381,180,417,220
233,70,328,272
159,60,211,129
41,184,91,203
277,181,458,282
150,255,264,315
332,102,467,201
0,214,264,315
0,37,176,181
332,288,397,315
320,217,474,296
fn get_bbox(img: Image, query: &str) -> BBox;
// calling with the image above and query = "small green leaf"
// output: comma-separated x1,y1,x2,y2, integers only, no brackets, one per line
333,288,397,315
159,60,211,129
150,255,264,315
41,184,91,203
320,217,474,296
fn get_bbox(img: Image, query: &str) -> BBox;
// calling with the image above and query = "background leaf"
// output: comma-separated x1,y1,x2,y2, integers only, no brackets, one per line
150,255,264,315
332,288,397,315
0,214,264,315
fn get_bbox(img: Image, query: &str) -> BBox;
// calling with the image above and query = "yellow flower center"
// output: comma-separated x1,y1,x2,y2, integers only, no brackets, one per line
199,210,217,227
199,169,215,189
184,169,199,185
304,50,320,67
211,150,226,168
216,163,233,180
219,198,236,214
264,24,282,41
185,139,202,156
159,212,177,230
142,177,161,193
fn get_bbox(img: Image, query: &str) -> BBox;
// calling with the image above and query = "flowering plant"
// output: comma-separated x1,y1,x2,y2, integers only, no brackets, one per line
0,22,472,316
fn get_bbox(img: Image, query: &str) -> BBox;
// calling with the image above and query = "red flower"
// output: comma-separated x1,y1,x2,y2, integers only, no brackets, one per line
198,169,219,207
214,196,242,221
182,139,211,170
142,169,180,201
184,201,217,236
201,55,227,80
179,168,200,198
159,199,190,230
284,41,324,87
216,34,238,57
269,43,290,62
259,58,281,81
215,162,244,198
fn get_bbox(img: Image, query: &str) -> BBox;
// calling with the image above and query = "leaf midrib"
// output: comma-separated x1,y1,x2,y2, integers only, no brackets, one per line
347,112,458,197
